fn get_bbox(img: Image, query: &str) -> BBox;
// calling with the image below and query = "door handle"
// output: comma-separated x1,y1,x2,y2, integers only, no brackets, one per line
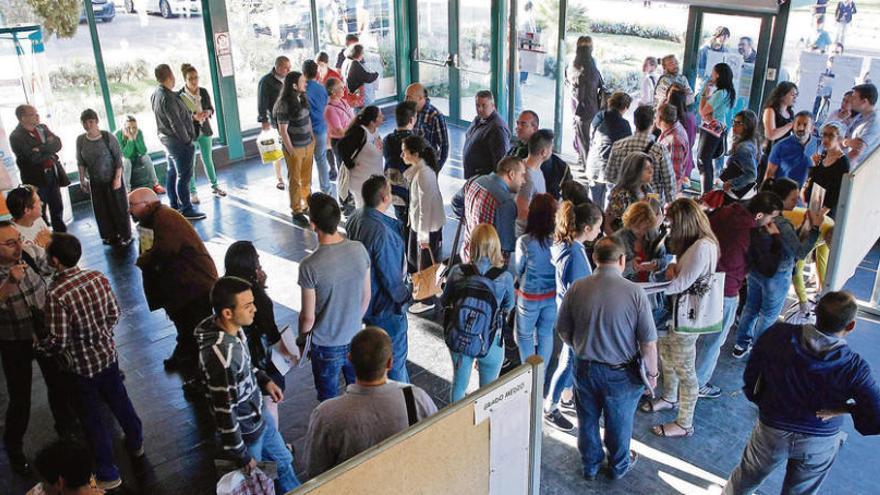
445,54,458,68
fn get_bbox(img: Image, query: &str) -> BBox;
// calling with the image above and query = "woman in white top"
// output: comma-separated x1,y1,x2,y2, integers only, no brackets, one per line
347,105,385,208
640,56,658,107
640,198,719,438
401,135,445,313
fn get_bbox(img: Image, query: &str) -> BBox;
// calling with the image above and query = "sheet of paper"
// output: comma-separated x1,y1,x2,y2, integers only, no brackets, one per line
637,281,671,295
270,325,298,376
297,332,312,369
809,184,827,214
475,369,531,495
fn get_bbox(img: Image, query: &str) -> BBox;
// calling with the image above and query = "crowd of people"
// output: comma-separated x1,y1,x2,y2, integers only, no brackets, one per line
3,26,880,495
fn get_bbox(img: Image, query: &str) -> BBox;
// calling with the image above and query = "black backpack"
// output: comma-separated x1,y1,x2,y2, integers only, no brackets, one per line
337,125,367,170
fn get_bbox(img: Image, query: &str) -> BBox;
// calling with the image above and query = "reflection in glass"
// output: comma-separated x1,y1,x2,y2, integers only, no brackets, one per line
459,0,493,122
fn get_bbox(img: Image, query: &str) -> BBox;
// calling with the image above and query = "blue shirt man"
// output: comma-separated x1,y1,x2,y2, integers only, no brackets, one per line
724,291,880,495
766,112,817,187
304,60,331,194
346,176,412,383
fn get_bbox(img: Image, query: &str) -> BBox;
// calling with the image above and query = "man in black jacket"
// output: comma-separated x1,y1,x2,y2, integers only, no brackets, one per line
150,64,204,220
341,44,378,110
257,56,290,190
9,105,67,232
462,90,511,179
335,33,359,69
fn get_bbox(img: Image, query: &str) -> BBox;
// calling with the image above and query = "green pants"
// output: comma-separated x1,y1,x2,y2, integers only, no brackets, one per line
190,134,217,193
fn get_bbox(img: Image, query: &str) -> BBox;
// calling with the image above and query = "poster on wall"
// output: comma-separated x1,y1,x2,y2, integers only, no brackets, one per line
214,32,235,78
795,51,828,115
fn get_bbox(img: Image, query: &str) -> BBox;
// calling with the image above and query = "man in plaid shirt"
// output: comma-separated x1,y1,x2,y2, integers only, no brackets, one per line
657,103,693,193
0,221,76,476
406,83,450,169
605,105,677,204
36,233,143,491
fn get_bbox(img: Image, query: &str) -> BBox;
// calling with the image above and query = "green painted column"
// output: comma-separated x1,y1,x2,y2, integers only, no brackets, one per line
83,0,116,131
203,0,244,160
491,0,508,122
394,0,412,98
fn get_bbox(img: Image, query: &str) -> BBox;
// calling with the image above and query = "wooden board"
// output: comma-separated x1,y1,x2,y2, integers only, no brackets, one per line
296,404,490,495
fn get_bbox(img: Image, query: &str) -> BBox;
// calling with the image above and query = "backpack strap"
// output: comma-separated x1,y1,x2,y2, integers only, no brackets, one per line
644,140,654,155
402,386,418,427
459,264,478,278
484,267,506,280
20,250,40,275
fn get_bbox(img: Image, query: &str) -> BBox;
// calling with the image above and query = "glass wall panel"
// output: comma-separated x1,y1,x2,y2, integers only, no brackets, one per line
459,0,493,122
226,0,314,131
316,0,398,103
560,0,688,157
95,5,215,151
512,0,559,130
414,0,451,114
0,9,106,167
779,1,874,126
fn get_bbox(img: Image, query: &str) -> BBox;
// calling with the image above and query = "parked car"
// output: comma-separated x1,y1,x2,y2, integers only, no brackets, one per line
79,0,116,23
124,0,201,18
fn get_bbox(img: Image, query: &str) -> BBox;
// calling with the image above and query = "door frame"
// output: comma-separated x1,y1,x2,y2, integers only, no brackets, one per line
684,5,775,114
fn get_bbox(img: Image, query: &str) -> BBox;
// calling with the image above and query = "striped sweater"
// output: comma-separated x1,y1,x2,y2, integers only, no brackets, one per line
196,316,271,466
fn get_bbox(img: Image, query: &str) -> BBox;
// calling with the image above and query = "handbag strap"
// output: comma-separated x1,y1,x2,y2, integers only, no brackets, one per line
403,385,418,427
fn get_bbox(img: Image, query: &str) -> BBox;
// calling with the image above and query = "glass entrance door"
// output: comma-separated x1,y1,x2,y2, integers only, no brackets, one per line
413,0,496,123
688,10,773,113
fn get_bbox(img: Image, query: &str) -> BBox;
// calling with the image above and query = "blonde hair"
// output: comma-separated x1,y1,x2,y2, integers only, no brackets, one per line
622,201,657,231
666,198,719,256
469,224,505,268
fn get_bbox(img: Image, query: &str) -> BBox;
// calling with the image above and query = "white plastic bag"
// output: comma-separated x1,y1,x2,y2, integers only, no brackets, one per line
216,468,275,495
257,129,284,165
782,300,816,326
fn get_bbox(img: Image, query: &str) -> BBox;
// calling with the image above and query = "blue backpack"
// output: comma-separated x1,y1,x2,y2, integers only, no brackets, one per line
444,264,505,358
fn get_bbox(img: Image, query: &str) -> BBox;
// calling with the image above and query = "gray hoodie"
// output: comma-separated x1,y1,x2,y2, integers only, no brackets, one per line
196,316,270,466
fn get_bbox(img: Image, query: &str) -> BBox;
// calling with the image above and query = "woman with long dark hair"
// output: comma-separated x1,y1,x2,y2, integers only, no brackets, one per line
760,81,798,180
696,62,736,194
567,36,605,172
274,70,315,225
223,241,287,424
721,110,760,199
514,194,559,365
666,87,697,183
401,135,445,314
604,152,654,234
344,105,385,208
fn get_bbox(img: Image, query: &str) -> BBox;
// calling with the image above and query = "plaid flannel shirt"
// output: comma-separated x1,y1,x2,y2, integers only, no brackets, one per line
414,100,450,168
0,258,49,342
38,267,119,377
461,179,500,263
605,131,676,204
660,121,693,188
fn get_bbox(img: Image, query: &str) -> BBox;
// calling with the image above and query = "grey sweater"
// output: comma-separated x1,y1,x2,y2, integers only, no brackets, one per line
304,381,438,477
76,132,122,184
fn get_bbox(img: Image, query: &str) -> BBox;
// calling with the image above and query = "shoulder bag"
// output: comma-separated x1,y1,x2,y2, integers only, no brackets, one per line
672,271,725,334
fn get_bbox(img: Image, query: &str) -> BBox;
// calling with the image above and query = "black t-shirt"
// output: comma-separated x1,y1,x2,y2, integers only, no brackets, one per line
806,153,850,218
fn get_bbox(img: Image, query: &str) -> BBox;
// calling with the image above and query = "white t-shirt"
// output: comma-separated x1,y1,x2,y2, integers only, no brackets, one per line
350,127,384,208
14,218,51,259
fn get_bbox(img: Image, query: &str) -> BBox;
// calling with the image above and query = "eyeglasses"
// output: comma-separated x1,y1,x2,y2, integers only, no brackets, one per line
0,237,22,248
821,131,839,138
733,121,745,127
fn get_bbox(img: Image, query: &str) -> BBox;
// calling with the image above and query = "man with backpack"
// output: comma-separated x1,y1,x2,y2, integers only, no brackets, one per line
556,236,659,481
605,105,676,205
452,156,526,264
303,326,437,477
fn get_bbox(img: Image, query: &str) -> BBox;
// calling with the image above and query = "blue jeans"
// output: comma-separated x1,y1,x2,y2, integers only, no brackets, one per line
735,269,792,348
72,362,143,482
515,297,557,364
450,334,504,402
543,343,574,413
589,183,609,209
247,409,301,492
162,137,196,214
723,421,846,495
364,312,409,383
573,359,643,478
311,343,356,401
696,295,739,386
314,130,331,193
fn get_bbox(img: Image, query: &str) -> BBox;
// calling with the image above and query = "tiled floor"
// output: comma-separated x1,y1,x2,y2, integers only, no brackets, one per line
2,125,879,494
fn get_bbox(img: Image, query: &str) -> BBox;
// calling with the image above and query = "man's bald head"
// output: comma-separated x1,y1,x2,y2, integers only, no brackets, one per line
405,83,429,111
128,187,159,221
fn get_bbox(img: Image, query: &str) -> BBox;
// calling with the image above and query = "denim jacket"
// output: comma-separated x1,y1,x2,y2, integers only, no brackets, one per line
515,234,557,295
345,207,411,317
442,256,515,314
551,240,592,307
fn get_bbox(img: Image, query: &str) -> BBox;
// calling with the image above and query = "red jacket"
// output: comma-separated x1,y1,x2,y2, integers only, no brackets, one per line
709,202,756,297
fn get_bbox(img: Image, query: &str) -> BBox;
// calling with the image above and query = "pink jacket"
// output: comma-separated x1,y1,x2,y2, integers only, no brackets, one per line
324,99,355,139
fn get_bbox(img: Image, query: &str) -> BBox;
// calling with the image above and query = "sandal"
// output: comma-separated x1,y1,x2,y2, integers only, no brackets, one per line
651,421,695,438
639,397,677,413
276,180,286,190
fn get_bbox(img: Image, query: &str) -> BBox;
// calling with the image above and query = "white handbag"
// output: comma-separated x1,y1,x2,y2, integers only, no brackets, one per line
672,271,725,334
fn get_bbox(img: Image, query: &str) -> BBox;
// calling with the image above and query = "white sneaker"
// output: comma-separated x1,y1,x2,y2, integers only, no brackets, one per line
191,193,201,205
96,478,122,490
408,302,435,314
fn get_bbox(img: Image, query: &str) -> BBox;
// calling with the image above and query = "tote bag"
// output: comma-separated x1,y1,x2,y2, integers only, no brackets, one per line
412,248,442,301
672,271,725,334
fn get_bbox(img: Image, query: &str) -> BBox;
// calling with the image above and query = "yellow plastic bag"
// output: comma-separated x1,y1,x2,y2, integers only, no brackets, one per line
257,129,284,164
